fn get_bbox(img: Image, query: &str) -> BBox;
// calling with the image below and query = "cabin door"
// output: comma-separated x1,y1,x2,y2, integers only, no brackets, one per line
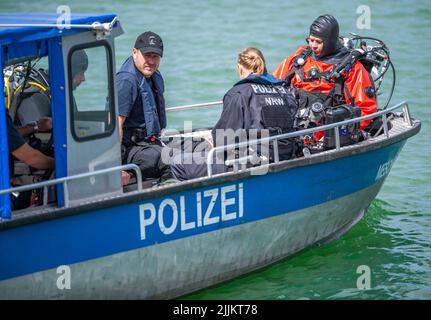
61,32,122,205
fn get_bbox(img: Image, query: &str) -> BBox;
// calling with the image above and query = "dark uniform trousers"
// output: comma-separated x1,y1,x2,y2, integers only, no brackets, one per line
123,141,174,182
170,151,226,181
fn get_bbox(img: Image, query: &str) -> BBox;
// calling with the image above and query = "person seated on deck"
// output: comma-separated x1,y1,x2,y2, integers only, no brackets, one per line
272,14,377,142
116,31,174,185
170,47,297,181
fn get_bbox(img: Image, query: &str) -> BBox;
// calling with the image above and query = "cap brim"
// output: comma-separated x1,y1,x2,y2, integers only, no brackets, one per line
139,47,163,57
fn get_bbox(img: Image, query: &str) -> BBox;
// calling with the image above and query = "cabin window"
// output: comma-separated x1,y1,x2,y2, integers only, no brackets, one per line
68,42,115,141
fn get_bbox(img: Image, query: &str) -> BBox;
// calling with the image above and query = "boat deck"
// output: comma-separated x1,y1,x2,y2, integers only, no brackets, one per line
1,111,421,228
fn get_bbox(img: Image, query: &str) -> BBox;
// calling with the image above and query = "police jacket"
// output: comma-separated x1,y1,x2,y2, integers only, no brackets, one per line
212,73,297,159
273,45,376,129
117,57,166,143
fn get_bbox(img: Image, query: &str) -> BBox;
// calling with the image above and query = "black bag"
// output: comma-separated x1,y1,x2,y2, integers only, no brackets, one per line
297,90,329,109
323,105,362,149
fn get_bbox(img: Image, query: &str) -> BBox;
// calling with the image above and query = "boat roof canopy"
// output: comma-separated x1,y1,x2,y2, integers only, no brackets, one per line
0,13,122,216
0,13,117,45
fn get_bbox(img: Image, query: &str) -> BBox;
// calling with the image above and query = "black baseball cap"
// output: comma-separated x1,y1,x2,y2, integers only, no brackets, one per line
134,31,163,57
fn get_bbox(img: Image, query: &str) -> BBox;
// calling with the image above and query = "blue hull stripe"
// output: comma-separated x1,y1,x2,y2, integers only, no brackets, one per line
0,141,404,281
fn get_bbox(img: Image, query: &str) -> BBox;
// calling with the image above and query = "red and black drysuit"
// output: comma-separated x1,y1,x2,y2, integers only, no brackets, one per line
273,45,377,139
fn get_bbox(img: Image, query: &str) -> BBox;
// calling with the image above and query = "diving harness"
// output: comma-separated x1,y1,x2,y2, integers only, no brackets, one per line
287,34,395,153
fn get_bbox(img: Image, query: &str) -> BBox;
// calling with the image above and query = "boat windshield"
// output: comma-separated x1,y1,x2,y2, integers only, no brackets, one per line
68,43,115,141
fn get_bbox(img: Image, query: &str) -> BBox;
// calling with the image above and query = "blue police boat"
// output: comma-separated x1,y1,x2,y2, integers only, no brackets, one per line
0,13,421,299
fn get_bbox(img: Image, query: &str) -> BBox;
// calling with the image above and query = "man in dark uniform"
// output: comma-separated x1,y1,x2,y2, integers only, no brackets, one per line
116,31,173,183
7,114,53,170
6,113,54,209
12,50,88,144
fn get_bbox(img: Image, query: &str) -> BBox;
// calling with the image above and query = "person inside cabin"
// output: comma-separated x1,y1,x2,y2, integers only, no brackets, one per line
10,49,88,152
272,14,377,140
15,117,52,137
6,112,54,209
7,114,54,171
170,47,298,181
6,49,129,209
9,50,88,166
71,49,88,91
9,69,52,144
116,31,173,184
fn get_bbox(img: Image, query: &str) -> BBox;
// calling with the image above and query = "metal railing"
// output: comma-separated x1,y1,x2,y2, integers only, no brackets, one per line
206,101,413,176
166,101,223,113
0,101,413,219
0,163,141,216
0,17,119,32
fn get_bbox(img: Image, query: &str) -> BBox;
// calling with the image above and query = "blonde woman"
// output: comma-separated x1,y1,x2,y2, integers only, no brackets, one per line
212,47,297,160
171,47,298,181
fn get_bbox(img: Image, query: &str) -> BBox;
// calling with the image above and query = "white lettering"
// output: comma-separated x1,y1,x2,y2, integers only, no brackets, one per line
239,183,244,218
56,265,71,290
265,97,284,106
203,188,219,226
158,199,178,235
56,5,71,30
138,183,245,240
356,265,371,289
251,84,280,94
180,195,195,231
250,129,270,176
182,121,194,164
356,5,371,30
196,192,203,227
375,159,394,180
139,203,156,240
277,86,287,94
173,304,207,317
251,84,259,93
221,185,237,221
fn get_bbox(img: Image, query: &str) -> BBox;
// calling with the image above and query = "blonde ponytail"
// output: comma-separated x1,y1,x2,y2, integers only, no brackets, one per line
237,47,267,76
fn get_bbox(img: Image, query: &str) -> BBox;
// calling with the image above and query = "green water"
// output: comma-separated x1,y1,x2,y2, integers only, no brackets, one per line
1,0,430,300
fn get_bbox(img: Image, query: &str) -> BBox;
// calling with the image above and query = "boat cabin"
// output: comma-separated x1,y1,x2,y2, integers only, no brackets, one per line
0,13,124,219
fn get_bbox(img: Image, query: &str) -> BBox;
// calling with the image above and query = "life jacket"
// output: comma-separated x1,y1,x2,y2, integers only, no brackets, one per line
117,57,166,138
